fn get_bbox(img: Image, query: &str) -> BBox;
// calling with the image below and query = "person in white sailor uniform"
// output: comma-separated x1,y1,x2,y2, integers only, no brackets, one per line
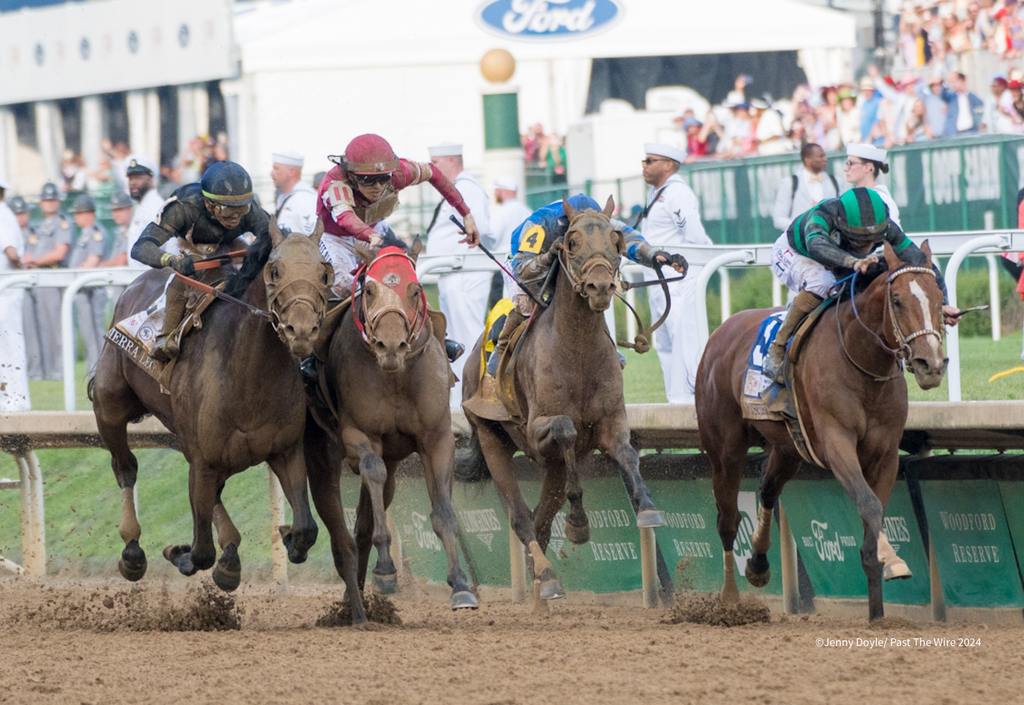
0,182,30,410
423,143,495,407
638,142,711,404
124,155,165,268
271,150,318,235
843,143,901,229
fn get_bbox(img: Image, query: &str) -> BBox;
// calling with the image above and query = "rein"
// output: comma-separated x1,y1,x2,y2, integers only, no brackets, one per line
837,265,942,382
173,273,272,321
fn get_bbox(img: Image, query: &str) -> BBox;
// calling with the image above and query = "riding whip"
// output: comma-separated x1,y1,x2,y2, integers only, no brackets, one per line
447,215,545,307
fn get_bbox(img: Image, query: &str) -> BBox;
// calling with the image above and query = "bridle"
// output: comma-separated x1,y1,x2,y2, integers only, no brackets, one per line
838,265,943,381
353,249,429,357
263,257,330,344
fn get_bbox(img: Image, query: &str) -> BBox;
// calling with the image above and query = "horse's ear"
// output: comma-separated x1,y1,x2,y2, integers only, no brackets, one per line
603,195,615,218
883,241,901,270
310,217,324,248
410,235,423,262
919,238,932,264
269,216,286,247
563,196,576,221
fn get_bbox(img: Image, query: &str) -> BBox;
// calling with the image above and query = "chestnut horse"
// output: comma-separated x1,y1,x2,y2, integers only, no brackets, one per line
306,244,477,619
696,242,947,620
89,219,333,591
462,196,664,603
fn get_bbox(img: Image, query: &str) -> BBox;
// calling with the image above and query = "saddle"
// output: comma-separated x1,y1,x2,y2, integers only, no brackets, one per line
741,296,837,467
490,313,533,422
107,278,221,393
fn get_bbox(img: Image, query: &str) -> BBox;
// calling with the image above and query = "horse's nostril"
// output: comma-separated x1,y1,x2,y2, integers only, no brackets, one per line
285,324,296,337
399,341,410,351
912,358,930,372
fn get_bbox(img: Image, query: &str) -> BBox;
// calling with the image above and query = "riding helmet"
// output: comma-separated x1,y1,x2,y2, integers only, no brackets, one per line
837,187,890,238
200,160,254,207
340,134,399,175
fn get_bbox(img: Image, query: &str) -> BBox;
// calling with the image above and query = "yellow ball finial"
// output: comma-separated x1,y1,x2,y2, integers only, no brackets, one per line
480,48,516,84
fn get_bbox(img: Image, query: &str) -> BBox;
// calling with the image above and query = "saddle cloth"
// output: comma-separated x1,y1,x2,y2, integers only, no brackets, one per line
105,275,218,393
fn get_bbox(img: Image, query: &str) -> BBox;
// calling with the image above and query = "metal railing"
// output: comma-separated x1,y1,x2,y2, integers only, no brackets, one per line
0,228,1021,410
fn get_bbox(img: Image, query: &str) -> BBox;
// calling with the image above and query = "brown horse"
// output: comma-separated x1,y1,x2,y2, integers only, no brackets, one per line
89,219,333,591
307,244,477,615
697,242,946,620
462,196,664,602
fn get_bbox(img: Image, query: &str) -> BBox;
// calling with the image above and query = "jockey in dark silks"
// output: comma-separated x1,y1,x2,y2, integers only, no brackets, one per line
764,187,959,383
468,193,687,413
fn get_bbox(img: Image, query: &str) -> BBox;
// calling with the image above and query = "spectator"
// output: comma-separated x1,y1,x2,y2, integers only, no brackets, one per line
903,99,935,142
541,132,567,179
1009,80,1024,121
521,123,545,167
984,75,1016,132
60,150,87,195
844,143,901,228
725,74,751,106
836,85,861,146
102,140,132,192
858,76,884,143
753,98,788,155
682,116,711,161
270,150,317,235
312,170,327,190
721,101,756,157
771,142,839,232
943,71,985,135
67,194,108,370
0,181,30,411
922,75,950,137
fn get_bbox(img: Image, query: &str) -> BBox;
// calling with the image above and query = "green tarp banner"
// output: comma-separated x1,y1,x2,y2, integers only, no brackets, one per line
920,480,1024,608
782,480,930,604
649,478,783,595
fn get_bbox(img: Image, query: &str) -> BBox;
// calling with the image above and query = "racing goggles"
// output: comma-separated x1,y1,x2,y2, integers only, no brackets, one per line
351,172,392,186
207,200,251,218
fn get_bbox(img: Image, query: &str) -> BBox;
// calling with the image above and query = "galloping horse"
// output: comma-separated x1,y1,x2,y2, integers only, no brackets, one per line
462,196,664,602
90,219,333,591
697,242,947,620
306,243,477,617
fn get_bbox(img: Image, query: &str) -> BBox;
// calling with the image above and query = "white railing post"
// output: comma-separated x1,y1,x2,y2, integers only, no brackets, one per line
61,272,125,411
695,250,756,351
944,234,1010,402
985,254,1001,342
720,267,732,322
17,451,46,577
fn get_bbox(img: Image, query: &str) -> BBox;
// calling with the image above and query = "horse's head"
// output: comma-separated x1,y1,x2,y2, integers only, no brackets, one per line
264,217,333,357
882,240,947,389
560,195,624,312
358,242,427,373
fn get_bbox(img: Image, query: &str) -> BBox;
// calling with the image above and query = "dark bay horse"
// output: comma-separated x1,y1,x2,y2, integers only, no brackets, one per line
462,196,664,602
696,242,947,620
307,244,477,617
90,219,333,591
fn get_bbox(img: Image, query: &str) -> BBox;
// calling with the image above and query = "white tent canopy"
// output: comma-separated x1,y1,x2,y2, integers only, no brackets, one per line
230,0,856,203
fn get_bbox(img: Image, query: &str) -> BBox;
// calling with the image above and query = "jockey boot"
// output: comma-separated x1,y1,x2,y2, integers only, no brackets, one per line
463,309,526,421
425,308,463,363
762,289,823,384
299,355,319,381
445,339,465,363
151,280,188,363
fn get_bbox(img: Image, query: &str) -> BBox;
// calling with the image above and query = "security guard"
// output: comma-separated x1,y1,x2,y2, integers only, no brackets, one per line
22,182,71,380
125,155,164,269
68,194,109,370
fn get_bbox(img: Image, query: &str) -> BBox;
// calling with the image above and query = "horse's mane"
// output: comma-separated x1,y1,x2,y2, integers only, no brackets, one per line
224,229,272,298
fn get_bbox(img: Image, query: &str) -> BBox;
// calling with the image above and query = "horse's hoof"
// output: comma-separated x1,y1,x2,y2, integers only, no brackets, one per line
883,561,912,581
537,573,565,601
279,525,313,565
212,544,241,592
565,520,590,545
450,590,479,610
636,509,666,528
372,570,398,595
745,553,771,587
162,544,197,576
118,540,147,582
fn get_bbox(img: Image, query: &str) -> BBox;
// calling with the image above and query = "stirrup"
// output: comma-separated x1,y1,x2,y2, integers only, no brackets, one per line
445,339,465,363
762,349,786,385
299,356,319,381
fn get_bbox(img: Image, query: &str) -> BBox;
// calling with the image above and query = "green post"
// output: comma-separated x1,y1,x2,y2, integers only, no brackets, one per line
482,93,521,150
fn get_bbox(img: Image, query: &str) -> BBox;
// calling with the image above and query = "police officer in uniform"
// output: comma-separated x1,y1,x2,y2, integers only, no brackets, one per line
125,156,164,269
22,182,71,380
271,150,317,235
68,194,109,370
99,191,135,267
131,161,272,361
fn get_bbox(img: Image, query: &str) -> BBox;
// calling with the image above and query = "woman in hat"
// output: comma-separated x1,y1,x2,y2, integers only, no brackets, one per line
843,143,901,229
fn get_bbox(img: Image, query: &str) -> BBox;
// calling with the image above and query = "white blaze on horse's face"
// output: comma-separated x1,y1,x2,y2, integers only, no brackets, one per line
902,277,947,389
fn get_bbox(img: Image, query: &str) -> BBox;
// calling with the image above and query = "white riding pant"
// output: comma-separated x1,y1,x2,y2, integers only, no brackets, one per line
771,232,835,298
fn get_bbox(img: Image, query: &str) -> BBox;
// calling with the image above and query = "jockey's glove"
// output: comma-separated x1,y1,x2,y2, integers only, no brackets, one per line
653,250,688,276
169,254,196,276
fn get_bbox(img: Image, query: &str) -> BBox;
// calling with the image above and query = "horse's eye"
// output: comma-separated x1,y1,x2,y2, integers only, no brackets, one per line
892,295,902,308
566,237,579,254
269,263,280,280
321,266,332,287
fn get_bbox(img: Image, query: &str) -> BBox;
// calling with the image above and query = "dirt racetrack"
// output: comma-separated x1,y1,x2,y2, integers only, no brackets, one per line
1,577,1020,705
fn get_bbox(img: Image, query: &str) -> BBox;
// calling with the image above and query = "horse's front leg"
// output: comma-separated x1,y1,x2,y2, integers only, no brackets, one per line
269,444,319,564
746,446,802,588
163,462,218,575
210,483,242,592
528,415,588,544
597,415,664,528
342,426,396,593
863,448,911,581
418,428,479,610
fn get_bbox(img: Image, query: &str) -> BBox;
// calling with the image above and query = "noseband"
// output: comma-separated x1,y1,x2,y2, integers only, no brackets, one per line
841,265,942,381
556,213,622,298
264,263,329,342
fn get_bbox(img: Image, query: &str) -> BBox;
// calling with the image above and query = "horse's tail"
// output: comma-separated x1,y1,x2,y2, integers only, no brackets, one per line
453,432,491,482
224,228,272,298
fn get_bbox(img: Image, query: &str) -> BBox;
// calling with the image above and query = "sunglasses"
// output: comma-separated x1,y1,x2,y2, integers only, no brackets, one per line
351,172,392,186
641,157,671,166
208,201,251,217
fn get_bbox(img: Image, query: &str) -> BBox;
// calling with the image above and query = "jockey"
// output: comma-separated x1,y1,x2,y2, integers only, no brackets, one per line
132,160,271,361
316,133,480,363
468,193,687,413
764,186,958,383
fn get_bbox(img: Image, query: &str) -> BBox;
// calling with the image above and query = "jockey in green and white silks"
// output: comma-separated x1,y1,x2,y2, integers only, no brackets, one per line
764,187,948,383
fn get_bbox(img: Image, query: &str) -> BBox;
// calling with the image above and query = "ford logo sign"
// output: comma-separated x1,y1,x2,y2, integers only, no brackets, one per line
478,0,621,41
